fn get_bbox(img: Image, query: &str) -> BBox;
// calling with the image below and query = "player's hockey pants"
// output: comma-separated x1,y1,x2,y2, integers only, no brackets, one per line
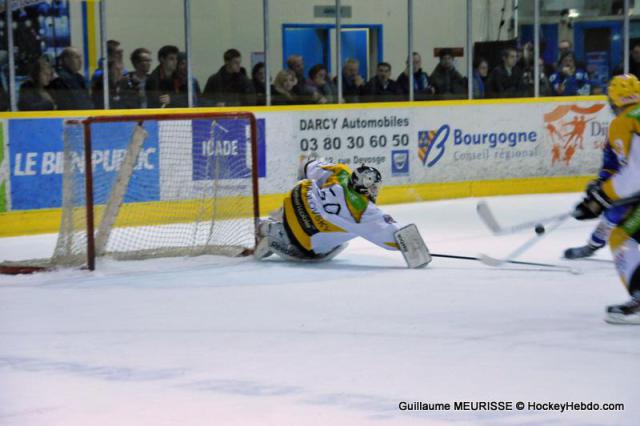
609,204,640,295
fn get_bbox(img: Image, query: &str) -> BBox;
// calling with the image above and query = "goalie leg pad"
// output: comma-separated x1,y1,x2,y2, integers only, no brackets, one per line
255,219,347,263
394,224,431,268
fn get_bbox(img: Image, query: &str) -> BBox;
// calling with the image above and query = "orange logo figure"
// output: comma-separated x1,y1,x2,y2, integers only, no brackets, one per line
562,143,577,165
562,115,594,149
546,122,563,145
543,104,605,166
551,143,562,165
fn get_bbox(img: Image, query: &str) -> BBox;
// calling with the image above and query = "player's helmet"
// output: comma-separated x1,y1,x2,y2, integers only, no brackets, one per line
608,74,640,108
350,164,382,202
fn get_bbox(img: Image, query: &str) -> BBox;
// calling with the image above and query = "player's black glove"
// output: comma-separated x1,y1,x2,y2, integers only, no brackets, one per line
572,181,612,220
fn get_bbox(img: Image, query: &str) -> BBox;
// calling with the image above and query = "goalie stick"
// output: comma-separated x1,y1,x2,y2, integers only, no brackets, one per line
431,253,581,274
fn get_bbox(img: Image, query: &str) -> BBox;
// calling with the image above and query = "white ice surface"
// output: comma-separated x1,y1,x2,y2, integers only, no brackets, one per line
1,193,639,426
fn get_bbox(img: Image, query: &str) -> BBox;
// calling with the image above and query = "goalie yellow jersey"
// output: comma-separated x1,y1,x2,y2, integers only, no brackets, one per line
602,103,640,201
282,160,401,255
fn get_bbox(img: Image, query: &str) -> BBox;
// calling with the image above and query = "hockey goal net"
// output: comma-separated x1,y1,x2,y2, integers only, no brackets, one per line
1,111,260,273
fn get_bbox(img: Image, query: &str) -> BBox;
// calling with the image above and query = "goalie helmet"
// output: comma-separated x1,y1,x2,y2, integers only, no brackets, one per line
608,74,640,108
350,164,382,202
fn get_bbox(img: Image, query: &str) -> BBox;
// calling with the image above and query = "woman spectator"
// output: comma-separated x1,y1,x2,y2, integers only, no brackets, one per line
18,56,56,110
472,57,489,99
550,52,591,96
306,64,337,104
252,62,266,106
271,70,298,105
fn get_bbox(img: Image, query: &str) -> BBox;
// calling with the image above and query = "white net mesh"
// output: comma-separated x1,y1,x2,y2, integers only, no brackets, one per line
1,114,258,273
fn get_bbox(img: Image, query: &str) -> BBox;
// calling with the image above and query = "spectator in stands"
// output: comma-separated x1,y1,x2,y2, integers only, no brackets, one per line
518,44,552,97
145,45,185,108
363,62,402,102
203,48,255,106
396,52,434,99
49,47,94,110
337,58,365,103
287,54,312,100
629,42,640,78
486,47,524,98
271,70,298,105
121,47,152,108
91,40,126,87
613,40,640,78
549,52,591,96
306,64,337,104
18,56,56,110
0,85,8,111
557,39,586,72
92,59,127,109
472,57,489,99
429,48,466,97
558,39,573,59
252,62,266,105
175,52,202,106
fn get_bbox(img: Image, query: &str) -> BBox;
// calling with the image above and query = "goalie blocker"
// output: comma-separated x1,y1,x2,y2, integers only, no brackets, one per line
394,224,432,268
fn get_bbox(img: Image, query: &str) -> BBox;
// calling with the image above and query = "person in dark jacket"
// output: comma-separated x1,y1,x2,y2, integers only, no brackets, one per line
174,52,202,106
396,52,434,100
91,59,129,109
363,62,402,102
203,49,255,106
287,54,314,101
429,48,466,97
145,45,185,108
306,64,337,104
18,56,57,111
252,62,266,106
486,47,525,98
335,58,366,103
120,47,152,108
48,47,94,110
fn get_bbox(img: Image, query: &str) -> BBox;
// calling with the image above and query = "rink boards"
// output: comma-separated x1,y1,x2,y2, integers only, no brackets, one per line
0,96,609,236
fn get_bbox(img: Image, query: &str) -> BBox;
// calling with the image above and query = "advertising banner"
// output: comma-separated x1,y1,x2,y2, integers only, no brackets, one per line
9,119,160,210
2,99,612,212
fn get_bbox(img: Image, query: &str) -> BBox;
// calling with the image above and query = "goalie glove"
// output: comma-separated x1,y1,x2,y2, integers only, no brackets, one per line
296,152,321,180
573,181,612,220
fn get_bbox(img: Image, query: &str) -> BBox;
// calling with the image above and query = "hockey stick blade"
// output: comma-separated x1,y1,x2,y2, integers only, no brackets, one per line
477,200,571,235
476,200,503,234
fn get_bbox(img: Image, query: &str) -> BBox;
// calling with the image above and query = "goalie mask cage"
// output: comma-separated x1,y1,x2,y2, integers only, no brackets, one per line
1,111,260,274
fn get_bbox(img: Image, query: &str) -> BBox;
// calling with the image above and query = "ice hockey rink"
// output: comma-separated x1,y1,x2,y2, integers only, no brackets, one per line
1,192,638,426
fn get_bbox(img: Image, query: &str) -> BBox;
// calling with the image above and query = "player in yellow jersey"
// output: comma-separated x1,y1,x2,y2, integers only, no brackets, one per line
572,74,640,324
255,159,431,268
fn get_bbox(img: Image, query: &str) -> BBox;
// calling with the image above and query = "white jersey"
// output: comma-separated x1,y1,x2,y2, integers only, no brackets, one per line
282,160,401,254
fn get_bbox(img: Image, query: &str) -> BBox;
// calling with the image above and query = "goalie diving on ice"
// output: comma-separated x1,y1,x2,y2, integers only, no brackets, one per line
254,159,431,268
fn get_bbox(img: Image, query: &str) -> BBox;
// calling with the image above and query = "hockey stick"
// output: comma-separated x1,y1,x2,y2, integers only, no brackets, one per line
431,253,581,273
478,214,575,270
611,192,640,207
476,200,571,235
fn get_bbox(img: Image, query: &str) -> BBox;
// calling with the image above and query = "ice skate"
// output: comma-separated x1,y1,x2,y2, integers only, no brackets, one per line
605,293,640,325
563,243,602,259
